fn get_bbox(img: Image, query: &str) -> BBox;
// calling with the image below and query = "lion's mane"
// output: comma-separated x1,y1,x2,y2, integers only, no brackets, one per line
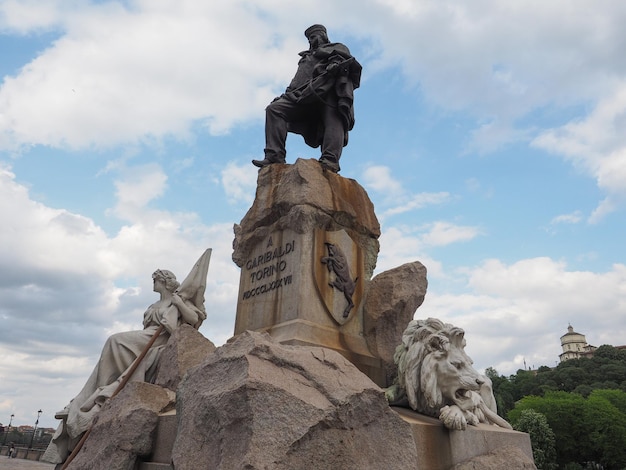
386,317,511,430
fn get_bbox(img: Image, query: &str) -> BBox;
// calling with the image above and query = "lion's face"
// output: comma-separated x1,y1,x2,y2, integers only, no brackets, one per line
393,318,495,417
427,345,484,412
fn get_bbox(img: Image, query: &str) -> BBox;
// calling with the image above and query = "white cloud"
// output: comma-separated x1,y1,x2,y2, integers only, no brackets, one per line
0,164,110,276
376,221,479,277
361,165,450,218
362,0,626,211
0,1,298,150
466,257,626,333
418,257,626,374
588,197,617,223
221,162,257,205
383,192,451,217
1,0,620,153
361,165,403,194
376,226,438,275
112,163,168,218
550,211,583,225
0,0,72,32
467,120,533,154
0,164,239,427
421,221,481,246
533,84,626,220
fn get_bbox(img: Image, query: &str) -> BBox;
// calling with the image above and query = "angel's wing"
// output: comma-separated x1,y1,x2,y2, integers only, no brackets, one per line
176,248,212,327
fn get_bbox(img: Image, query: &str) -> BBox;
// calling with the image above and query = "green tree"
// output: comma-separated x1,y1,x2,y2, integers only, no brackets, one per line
599,363,626,384
591,389,626,414
513,409,557,470
572,384,593,397
509,390,626,469
511,369,541,398
509,392,590,467
584,391,626,469
485,367,516,416
552,363,589,392
594,344,622,361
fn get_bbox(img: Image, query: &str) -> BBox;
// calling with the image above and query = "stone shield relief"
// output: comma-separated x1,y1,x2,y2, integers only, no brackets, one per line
313,229,364,325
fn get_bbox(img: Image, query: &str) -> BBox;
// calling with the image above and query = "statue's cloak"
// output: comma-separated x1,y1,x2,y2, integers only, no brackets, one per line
286,42,362,149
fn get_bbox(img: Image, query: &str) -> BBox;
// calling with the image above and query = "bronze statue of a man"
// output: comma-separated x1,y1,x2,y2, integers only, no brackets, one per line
252,24,362,173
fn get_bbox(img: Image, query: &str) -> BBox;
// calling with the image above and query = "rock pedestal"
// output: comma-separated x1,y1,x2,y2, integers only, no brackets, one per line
363,261,428,385
171,331,418,470
63,327,535,470
233,158,384,384
136,332,535,470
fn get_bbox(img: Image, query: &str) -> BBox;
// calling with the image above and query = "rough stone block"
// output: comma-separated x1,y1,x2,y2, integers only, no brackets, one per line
66,382,175,470
172,331,417,470
154,324,216,392
363,261,428,385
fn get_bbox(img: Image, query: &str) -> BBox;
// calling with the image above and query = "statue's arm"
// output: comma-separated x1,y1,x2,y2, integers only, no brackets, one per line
171,293,200,326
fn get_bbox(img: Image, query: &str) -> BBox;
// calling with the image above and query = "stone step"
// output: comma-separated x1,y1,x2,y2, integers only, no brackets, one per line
137,410,177,469
393,407,534,470
149,412,177,463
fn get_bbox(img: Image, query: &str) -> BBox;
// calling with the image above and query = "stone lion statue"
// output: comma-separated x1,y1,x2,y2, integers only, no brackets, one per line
385,317,512,431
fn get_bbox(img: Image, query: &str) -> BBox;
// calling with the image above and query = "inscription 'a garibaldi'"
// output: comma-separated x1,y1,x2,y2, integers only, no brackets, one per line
245,239,295,271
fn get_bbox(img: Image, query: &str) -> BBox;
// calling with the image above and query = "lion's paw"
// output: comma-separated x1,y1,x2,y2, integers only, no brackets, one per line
384,385,398,403
439,405,467,430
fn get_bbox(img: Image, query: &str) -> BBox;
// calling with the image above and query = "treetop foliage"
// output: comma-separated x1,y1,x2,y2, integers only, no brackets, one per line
488,344,626,417
490,344,626,469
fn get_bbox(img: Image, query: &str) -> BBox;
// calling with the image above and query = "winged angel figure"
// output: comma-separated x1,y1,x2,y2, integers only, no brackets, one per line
42,249,212,465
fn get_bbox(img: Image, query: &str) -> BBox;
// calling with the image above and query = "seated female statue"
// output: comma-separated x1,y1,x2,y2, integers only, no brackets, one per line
42,251,210,465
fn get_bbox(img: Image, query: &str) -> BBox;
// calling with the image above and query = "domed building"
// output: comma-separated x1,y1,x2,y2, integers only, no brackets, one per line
559,324,597,362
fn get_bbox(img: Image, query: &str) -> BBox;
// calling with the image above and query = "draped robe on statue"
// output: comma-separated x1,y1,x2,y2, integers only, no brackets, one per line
42,249,211,465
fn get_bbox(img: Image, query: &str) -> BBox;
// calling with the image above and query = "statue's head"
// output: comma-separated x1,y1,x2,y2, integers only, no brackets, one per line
304,24,329,49
152,269,180,293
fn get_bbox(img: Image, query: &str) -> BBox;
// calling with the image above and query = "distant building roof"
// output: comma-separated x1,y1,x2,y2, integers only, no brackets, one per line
560,324,583,337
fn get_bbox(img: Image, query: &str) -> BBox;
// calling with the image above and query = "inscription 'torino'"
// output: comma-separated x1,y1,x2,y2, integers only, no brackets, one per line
241,236,295,300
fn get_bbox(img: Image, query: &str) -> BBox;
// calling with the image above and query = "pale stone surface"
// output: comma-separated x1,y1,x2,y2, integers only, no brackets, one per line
394,408,535,470
233,158,380,274
363,261,428,385
146,412,176,464
66,382,175,470
387,318,512,431
232,158,384,384
154,324,216,392
451,445,537,470
171,331,418,470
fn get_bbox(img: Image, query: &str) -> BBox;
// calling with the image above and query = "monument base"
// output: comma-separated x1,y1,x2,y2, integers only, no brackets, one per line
138,407,534,470
393,407,534,470
262,318,385,386
233,159,384,385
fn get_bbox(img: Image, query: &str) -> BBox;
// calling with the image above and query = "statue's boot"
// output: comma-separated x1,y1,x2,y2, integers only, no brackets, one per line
252,158,272,168
252,157,286,168
319,157,340,173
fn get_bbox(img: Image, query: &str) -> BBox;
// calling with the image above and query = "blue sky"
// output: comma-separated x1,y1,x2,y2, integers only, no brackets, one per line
1,0,626,429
